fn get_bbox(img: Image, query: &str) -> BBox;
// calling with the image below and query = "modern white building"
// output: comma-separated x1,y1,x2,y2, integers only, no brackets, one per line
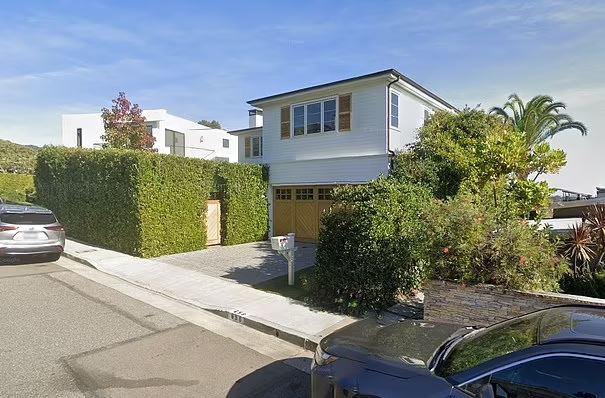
232,68,457,242
62,109,238,162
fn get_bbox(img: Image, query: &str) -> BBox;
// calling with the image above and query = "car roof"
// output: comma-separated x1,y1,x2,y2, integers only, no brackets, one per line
0,200,53,215
539,305,605,346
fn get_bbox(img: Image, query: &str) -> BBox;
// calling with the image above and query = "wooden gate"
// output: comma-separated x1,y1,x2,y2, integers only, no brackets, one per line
207,200,221,245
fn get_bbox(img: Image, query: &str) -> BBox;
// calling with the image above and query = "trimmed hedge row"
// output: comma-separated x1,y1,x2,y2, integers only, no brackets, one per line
215,163,269,245
35,147,268,257
36,147,212,257
0,173,34,202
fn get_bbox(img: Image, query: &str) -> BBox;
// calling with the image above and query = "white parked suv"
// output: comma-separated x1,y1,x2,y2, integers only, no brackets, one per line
0,200,65,262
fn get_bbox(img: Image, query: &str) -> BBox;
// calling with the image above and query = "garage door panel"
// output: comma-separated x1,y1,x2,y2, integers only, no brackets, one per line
273,186,335,243
294,202,317,240
274,201,293,236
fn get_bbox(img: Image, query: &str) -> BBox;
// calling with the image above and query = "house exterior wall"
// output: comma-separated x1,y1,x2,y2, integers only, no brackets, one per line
233,128,263,165
61,110,237,162
260,78,387,185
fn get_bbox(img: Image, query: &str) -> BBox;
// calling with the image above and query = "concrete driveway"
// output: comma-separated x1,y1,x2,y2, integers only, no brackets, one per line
155,241,316,285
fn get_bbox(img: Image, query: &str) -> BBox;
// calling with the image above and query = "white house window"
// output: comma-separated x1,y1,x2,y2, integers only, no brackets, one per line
76,128,82,148
293,105,305,136
424,109,431,124
390,92,399,128
222,138,229,148
306,102,321,134
323,99,336,132
291,98,338,136
251,136,262,157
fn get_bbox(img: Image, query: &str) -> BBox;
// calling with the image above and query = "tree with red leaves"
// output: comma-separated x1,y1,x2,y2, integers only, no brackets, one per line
101,92,156,150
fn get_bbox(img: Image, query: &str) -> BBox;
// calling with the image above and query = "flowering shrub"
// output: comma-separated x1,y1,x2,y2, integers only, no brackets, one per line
427,192,568,292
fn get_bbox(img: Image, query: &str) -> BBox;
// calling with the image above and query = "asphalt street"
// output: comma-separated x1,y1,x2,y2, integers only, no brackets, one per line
0,257,311,397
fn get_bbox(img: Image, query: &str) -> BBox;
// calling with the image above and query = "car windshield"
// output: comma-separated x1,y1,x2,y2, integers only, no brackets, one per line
436,312,542,378
0,212,57,225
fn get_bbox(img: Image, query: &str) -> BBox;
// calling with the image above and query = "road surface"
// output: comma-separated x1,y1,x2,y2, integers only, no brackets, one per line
0,257,311,397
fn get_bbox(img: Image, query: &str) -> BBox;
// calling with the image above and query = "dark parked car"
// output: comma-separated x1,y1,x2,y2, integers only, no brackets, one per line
0,200,65,262
312,305,605,397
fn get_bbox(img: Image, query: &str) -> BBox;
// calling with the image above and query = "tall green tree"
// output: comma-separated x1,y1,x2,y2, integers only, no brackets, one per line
198,119,222,129
101,92,155,151
489,94,588,147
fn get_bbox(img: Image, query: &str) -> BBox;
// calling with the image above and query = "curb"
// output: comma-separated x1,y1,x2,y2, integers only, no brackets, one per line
61,251,332,352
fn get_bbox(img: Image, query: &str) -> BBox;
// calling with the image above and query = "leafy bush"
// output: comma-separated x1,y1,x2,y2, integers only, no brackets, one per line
215,163,268,245
36,147,211,257
560,271,605,299
35,147,268,257
0,173,34,202
308,178,433,315
427,192,568,292
0,139,38,174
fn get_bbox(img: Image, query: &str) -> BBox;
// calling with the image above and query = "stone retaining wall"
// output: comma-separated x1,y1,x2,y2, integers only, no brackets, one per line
424,280,605,326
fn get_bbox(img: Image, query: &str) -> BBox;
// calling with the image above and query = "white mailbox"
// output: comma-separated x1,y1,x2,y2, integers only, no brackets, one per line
270,233,297,286
271,235,295,250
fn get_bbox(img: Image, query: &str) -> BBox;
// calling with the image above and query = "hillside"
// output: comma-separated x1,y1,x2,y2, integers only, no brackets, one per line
0,139,39,174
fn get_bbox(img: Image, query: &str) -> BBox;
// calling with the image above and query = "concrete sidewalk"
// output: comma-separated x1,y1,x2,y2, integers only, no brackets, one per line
63,239,355,350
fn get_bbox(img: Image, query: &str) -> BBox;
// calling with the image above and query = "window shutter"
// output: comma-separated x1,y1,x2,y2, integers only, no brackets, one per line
244,136,251,158
280,106,291,139
338,94,352,131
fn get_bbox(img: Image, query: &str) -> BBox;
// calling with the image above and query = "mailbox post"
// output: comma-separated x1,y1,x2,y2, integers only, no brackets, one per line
270,233,297,286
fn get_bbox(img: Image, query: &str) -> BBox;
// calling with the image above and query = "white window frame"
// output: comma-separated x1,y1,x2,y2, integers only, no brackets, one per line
290,96,338,138
390,91,400,129
250,135,262,158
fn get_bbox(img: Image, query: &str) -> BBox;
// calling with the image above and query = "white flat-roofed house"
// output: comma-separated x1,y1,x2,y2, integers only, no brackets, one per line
235,69,457,242
62,109,238,163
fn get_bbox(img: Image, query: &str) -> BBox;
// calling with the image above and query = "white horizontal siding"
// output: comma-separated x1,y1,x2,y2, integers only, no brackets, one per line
262,80,387,164
269,154,389,185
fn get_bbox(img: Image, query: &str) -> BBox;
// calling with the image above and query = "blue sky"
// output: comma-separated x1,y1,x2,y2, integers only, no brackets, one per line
1,0,604,192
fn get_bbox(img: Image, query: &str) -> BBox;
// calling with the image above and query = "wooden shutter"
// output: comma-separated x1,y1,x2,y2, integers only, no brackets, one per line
280,106,290,139
244,136,251,158
338,94,352,131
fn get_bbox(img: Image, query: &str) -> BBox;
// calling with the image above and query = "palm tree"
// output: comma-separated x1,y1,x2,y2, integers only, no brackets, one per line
490,94,587,147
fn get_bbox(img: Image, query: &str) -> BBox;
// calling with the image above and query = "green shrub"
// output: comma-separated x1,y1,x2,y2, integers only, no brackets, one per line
427,192,568,292
308,178,433,315
35,147,211,257
560,271,605,299
215,163,268,245
0,173,34,202
35,147,268,257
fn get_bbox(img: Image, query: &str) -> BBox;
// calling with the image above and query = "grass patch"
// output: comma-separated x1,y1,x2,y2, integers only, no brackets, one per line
253,266,314,302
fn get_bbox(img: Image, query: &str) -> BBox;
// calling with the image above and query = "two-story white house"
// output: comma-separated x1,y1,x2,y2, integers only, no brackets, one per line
232,69,457,242
62,109,238,162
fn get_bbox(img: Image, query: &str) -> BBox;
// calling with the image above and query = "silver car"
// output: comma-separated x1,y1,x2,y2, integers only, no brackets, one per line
0,201,65,262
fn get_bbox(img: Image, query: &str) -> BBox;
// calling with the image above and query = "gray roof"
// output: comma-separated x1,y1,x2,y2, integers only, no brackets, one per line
247,68,457,111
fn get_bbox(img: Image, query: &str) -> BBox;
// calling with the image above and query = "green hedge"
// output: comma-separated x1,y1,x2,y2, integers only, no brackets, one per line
35,147,268,257
0,173,34,202
215,163,269,245
36,147,212,257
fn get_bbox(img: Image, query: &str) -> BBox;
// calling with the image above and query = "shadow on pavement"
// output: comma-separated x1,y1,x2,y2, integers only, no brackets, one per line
221,242,316,286
226,357,312,398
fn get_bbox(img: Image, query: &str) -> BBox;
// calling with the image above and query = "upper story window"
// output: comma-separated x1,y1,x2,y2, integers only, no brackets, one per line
165,129,185,156
424,109,431,124
280,94,350,140
76,128,82,148
292,98,337,137
245,135,263,158
390,92,399,128
222,138,229,148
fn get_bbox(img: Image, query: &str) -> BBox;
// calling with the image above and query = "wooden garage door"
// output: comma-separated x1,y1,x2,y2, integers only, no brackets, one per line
273,186,334,243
